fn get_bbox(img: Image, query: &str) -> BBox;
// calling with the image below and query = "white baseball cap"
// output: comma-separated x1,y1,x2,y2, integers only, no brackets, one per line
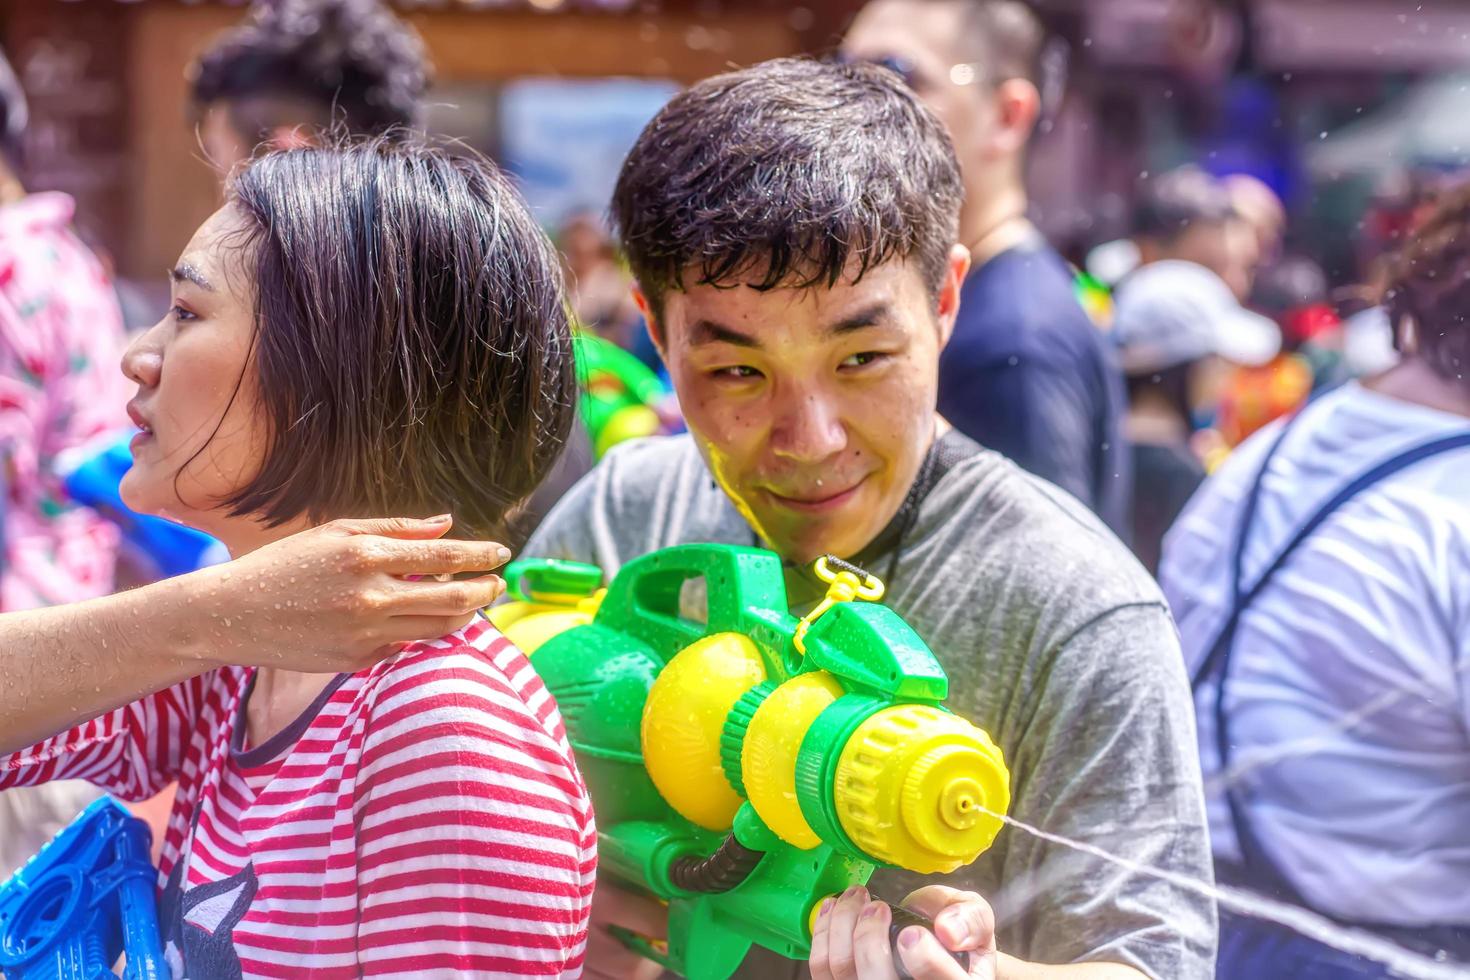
1112,260,1282,374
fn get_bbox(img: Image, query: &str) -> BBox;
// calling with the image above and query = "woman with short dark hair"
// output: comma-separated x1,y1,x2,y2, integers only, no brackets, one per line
1163,186,1470,977
0,138,592,977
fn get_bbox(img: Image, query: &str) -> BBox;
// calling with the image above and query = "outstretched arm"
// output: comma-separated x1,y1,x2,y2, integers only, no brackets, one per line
0,516,509,753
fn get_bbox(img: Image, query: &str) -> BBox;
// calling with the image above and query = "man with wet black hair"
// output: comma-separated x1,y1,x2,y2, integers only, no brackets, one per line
188,0,429,170
531,56,1214,980
841,0,1130,539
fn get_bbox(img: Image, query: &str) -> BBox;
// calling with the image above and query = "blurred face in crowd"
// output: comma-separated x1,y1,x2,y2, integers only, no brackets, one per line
1224,174,1285,262
644,250,969,564
1220,215,1263,299
842,0,1039,225
121,206,274,547
1147,217,1260,301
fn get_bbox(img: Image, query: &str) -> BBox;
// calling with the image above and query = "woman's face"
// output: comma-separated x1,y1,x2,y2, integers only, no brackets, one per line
120,205,273,547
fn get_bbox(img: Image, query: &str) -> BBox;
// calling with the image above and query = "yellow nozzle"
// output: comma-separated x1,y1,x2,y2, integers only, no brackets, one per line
832,704,1009,874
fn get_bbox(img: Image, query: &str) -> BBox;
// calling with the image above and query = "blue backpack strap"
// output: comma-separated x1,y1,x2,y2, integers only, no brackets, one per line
1188,408,1308,691
1194,412,1470,910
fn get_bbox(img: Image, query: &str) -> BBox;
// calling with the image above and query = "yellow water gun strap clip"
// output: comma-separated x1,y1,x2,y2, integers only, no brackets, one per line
793,555,886,656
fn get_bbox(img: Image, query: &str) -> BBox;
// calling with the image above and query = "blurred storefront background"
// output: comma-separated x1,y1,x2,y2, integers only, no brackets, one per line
5,0,1470,302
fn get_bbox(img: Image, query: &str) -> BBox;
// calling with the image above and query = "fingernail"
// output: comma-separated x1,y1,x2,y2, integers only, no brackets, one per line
898,927,924,950
495,546,513,563
817,899,833,918
843,885,866,900
860,902,885,920
426,513,452,523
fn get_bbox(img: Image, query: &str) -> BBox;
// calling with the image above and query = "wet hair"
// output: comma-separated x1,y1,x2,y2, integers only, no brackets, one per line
1133,166,1236,245
1382,183,1470,390
0,46,26,169
611,57,963,318
189,0,428,142
215,138,576,537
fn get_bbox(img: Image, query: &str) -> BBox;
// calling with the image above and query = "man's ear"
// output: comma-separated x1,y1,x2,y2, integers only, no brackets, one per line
632,285,668,361
935,244,972,349
991,78,1042,156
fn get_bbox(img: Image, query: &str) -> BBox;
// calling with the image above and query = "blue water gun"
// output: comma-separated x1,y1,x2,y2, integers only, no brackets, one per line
57,433,227,579
0,797,168,980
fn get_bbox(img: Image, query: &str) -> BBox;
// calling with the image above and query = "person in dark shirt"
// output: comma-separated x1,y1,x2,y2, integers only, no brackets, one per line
1112,259,1280,573
842,0,1130,535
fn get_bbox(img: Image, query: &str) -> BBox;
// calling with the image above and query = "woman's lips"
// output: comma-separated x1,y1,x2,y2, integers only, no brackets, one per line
126,401,154,451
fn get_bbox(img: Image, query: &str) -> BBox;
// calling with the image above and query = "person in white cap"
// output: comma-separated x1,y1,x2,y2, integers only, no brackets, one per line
1111,258,1281,572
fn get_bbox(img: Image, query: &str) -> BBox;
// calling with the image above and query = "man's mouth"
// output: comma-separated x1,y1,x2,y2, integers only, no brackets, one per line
764,478,867,514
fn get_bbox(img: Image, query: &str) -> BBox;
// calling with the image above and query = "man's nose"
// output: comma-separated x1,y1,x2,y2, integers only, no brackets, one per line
770,390,847,463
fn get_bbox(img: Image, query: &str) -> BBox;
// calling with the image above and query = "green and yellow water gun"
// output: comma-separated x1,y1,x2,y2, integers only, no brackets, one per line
489,543,1010,980
575,333,670,458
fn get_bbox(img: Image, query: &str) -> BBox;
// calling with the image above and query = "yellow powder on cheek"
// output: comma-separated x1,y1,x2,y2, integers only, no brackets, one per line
703,439,773,545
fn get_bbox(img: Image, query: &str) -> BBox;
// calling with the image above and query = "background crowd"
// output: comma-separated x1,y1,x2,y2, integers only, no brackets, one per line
0,0,1466,978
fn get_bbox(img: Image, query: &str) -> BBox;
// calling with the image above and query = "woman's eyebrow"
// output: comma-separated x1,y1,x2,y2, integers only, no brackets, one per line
170,261,215,292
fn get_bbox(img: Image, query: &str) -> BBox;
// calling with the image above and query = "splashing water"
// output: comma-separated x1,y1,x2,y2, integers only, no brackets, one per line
975,805,1470,979
1205,656,1468,797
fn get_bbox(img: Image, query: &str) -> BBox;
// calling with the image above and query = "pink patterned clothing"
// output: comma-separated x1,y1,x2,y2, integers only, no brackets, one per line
0,192,131,610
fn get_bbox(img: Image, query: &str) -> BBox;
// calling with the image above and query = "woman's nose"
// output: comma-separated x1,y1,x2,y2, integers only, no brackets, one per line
121,328,163,388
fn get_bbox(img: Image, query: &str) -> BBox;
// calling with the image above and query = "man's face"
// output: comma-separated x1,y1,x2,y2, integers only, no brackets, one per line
842,0,997,170
648,253,967,564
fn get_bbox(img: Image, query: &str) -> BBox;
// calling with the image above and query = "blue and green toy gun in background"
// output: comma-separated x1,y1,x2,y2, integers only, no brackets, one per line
0,798,168,980
574,333,680,459
489,543,1011,980
57,433,227,579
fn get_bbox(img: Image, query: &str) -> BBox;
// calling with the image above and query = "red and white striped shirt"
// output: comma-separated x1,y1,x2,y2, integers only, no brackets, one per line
1,620,596,978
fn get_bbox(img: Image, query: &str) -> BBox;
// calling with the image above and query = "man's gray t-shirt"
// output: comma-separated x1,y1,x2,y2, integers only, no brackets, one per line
524,433,1216,979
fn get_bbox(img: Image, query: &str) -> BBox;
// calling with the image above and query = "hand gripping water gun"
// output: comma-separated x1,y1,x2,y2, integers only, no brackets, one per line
0,797,168,980
488,544,1010,980
575,333,677,458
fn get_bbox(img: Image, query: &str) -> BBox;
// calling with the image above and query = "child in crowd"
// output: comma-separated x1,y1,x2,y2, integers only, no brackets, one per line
0,139,594,978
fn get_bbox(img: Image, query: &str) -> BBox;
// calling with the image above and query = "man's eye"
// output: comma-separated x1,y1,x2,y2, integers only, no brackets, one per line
840,352,886,369
712,365,763,381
